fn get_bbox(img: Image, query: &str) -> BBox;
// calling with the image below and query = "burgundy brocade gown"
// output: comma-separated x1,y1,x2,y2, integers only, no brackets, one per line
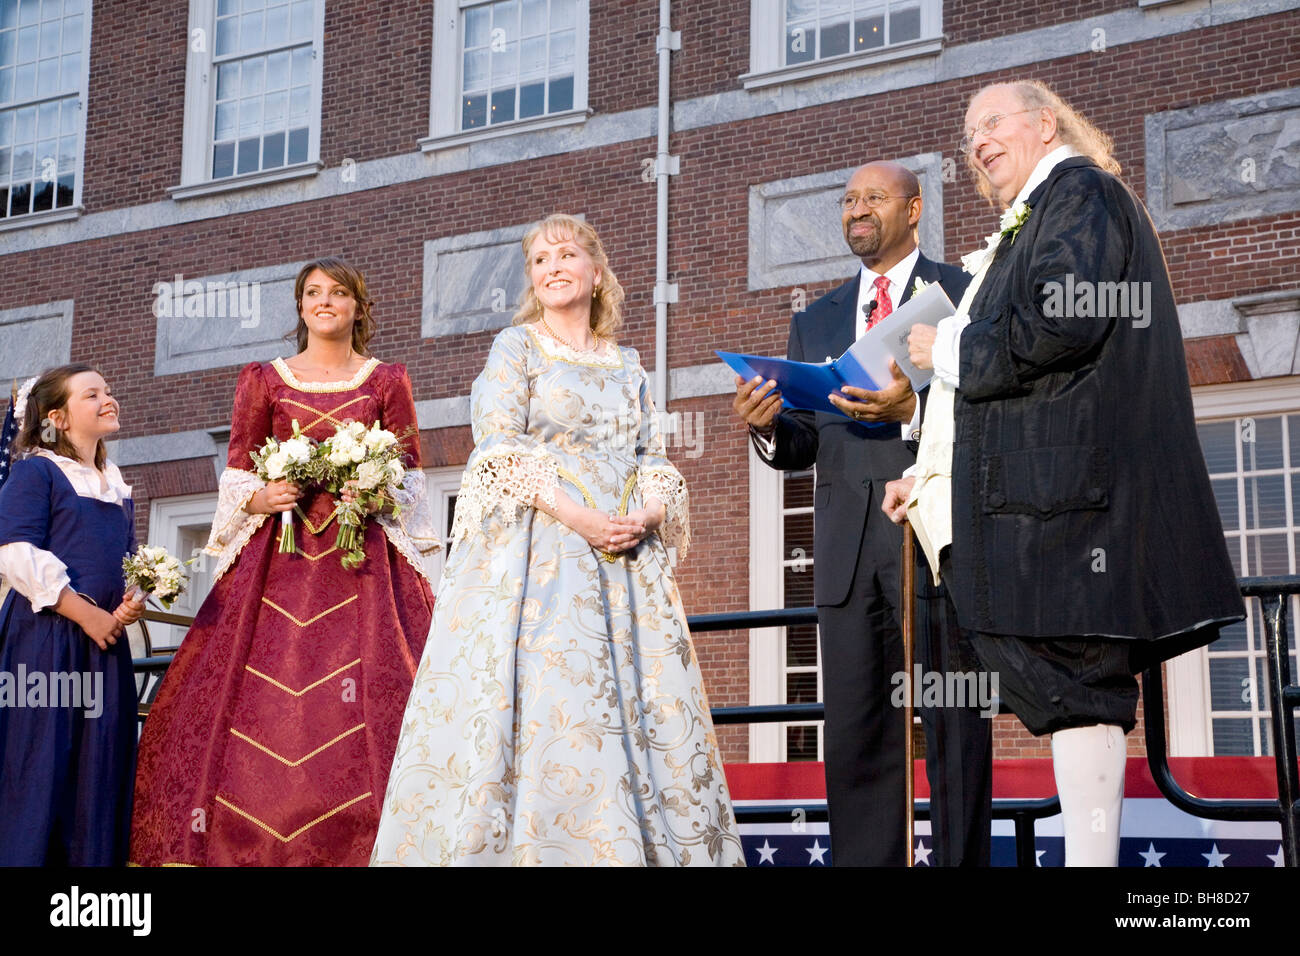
130,359,434,866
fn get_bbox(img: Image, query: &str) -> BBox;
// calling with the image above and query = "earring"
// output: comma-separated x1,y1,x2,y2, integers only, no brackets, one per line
41,417,57,443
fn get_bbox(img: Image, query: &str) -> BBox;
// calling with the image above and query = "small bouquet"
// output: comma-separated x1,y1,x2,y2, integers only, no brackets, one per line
249,420,318,553
317,420,408,569
121,545,189,610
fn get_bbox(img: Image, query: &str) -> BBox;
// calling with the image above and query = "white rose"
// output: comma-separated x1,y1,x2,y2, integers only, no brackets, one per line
364,424,397,452
282,437,313,463
263,450,289,480
387,461,405,485
355,459,385,491
349,444,366,464
346,421,367,440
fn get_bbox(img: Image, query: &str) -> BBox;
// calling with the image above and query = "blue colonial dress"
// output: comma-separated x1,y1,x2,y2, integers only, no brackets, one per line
0,450,137,866
371,325,744,866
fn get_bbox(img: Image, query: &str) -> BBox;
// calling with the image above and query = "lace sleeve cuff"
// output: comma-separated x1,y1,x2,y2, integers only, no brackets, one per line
448,448,559,548
638,466,691,560
377,467,443,583
203,467,268,581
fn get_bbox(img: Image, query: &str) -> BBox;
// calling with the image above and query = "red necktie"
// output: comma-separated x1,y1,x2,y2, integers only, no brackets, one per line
867,275,893,330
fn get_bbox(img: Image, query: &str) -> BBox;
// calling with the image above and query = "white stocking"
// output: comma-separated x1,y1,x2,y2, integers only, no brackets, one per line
1050,723,1126,867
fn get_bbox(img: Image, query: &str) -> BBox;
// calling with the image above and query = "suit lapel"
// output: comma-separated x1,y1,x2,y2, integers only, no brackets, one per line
821,272,861,360
900,253,940,306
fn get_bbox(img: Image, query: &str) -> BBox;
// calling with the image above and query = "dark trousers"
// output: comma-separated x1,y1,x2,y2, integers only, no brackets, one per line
916,554,994,866
817,485,907,867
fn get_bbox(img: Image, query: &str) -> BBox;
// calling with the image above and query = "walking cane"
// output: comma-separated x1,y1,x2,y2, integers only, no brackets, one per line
900,520,916,867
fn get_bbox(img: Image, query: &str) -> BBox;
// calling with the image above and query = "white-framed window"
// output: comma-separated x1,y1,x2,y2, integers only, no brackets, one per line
421,0,588,152
172,0,323,200
1169,378,1300,757
422,465,463,590
0,0,91,228
744,0,943,90
749,444,822,762
147,492,220,651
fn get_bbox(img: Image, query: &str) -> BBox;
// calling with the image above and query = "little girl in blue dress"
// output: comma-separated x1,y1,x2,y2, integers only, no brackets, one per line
0,364,144,865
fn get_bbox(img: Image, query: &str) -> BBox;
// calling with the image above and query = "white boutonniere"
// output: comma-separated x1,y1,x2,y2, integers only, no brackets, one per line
961,201,1033,275
911,276,930,297
999,200,1032,241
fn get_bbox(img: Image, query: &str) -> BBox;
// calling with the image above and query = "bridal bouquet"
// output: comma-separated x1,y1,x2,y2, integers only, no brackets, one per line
121,545,189,609
249,421,318,553
317,420,409,569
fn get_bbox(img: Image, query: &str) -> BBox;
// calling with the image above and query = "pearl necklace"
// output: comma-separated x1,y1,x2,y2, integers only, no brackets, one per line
539,316,600,353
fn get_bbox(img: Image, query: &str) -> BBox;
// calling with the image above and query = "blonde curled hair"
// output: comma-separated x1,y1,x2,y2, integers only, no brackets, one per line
967,80,1122,204
512,214,625,342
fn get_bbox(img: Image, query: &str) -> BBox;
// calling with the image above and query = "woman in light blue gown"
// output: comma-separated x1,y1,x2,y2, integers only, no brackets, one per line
371,214,744,866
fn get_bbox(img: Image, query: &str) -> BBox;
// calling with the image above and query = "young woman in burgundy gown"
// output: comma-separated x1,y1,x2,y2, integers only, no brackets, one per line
131,258,439,866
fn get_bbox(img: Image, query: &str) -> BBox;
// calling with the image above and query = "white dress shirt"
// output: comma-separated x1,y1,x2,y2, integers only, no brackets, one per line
0,449,132,612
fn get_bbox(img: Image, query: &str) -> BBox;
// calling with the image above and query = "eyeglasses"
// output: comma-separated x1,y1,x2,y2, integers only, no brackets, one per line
958,108,1043,154
840,193,917,212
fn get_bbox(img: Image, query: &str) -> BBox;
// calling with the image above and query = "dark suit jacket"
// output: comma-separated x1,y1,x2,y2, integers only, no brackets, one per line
950,157,1243,644
755,252,970,606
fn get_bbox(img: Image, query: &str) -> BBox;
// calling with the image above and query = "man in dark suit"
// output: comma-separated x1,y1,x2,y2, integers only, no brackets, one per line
894,81,1243,865
734,161,988,866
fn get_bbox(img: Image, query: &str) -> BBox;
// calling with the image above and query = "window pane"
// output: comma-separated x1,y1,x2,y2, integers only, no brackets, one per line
290,45,311,85
0,27,14,67
1208,654,1249,711
242,56,263,95
215,16,237,56
1211,717,1254,756
290,1,312,42
547,73,571,112
1242,415,1283,470
214,100,236,139
820,19,850,57
549,28,573,71
517,79,543,118
1241,533,1289,576
235,135,258,174
29,172,49,210
265,49,289,90
462,91,486,128
0,68,11,103
1242,476,1286,530
519,35,544,78
520,0,545,35
890,5,921,43
285,125,307,163
288,83,309,123
239,11,264,53
1214,617,1248,652
0,1,16,30
262,129,284,168
787,623,818,668
464,5,489,48
551,0,575,29
462,47,487,91
786,670,819,703
264,1,288,42
786,724,819,761
489,85,514,124
854,13,884,50
262,88,285,127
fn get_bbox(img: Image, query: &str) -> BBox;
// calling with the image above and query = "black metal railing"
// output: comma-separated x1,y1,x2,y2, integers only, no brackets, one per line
1141,576,1299,867
134,576,1300,867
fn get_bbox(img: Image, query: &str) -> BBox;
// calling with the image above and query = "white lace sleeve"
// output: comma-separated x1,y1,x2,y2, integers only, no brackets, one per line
448,447,558,549
638,466,691,560
377,466,443,583
203,467,268,581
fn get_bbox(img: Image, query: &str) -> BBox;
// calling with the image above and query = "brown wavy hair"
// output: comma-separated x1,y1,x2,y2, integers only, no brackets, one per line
288,257,375,355
14,364,110,470
966,80,1122,204
512,214,626,342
